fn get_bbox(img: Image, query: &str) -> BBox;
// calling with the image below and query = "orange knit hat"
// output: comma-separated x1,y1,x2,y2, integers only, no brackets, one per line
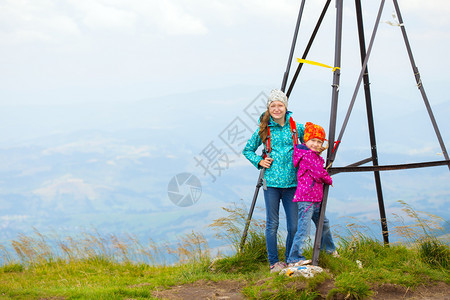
303,122,326,143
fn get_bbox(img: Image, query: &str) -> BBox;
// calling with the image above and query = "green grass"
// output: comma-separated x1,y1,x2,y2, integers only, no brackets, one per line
0,201,449,299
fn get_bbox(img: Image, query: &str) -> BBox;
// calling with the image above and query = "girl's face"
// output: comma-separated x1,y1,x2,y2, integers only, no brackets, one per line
268,101,286,122
305,138,324,152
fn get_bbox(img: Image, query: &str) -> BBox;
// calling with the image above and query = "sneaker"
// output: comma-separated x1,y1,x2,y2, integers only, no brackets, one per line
288,259,312,267
332,251,340,258
269,261,287,273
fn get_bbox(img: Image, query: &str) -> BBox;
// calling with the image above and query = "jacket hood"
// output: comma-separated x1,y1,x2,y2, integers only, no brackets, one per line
296,144,309,151
295,143,312,160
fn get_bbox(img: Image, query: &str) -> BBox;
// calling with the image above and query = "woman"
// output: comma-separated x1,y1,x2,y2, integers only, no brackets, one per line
243,89,304,273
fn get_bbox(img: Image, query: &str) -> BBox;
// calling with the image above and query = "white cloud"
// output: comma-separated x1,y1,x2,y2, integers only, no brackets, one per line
0,215,29,229
42,138,115,155
69,0,137,32
150,0,208,35
0,0,448,108
0,0,209,46
68,0,209,36
407,146,438,156
0,0,81,43
33,174,109,201
400,0,450,26
114,145,154,161
238,0,299,19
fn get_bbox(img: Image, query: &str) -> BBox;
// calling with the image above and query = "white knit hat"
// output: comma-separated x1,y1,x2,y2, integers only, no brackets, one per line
267,89,288,109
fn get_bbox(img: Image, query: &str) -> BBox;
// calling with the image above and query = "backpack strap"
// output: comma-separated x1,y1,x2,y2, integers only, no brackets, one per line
289,117,299,146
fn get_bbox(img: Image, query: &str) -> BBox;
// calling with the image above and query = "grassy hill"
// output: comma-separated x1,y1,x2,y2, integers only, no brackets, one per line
0,202,449,299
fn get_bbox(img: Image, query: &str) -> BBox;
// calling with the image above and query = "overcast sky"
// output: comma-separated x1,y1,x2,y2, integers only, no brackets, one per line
0,0,449,106
0,0,448,243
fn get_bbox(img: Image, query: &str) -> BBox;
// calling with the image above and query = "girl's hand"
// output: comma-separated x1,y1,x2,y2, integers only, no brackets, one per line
259,157,274,169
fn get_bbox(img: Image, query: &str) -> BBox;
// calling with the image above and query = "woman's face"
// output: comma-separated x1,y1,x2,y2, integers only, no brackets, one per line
268,101,286,121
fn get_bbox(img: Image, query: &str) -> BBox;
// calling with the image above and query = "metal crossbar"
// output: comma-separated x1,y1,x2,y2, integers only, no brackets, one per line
329,160,450,175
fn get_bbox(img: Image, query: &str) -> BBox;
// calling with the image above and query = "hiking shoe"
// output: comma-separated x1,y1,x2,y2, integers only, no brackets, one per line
288,259,312,267
269,261,287,273
332,251,340,258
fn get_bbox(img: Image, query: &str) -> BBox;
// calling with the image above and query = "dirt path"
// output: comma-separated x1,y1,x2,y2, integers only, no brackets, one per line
151,279,245,300
150,279,450,299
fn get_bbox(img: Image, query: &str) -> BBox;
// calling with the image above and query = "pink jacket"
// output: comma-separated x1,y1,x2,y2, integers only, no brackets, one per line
293,144,332,203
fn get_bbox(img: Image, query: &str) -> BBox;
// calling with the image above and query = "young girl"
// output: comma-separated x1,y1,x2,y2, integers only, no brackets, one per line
243,89,305,273
287,122,338,266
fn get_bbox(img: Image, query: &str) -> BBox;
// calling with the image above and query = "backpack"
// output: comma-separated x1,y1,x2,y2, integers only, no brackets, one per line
263,116,299,157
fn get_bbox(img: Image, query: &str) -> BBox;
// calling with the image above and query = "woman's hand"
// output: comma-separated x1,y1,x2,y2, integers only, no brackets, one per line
259,157,274,169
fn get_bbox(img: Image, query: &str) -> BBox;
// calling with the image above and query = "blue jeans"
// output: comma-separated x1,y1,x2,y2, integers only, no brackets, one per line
287,201,336,264
263,187,298,265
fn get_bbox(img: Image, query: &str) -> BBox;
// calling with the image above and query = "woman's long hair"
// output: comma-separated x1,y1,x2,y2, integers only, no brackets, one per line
258,109,271,142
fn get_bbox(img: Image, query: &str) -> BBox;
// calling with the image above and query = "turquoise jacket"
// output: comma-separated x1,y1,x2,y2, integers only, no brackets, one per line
243,112,305,188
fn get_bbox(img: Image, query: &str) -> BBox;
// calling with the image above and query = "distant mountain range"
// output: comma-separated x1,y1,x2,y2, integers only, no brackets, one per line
0,85,448,258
